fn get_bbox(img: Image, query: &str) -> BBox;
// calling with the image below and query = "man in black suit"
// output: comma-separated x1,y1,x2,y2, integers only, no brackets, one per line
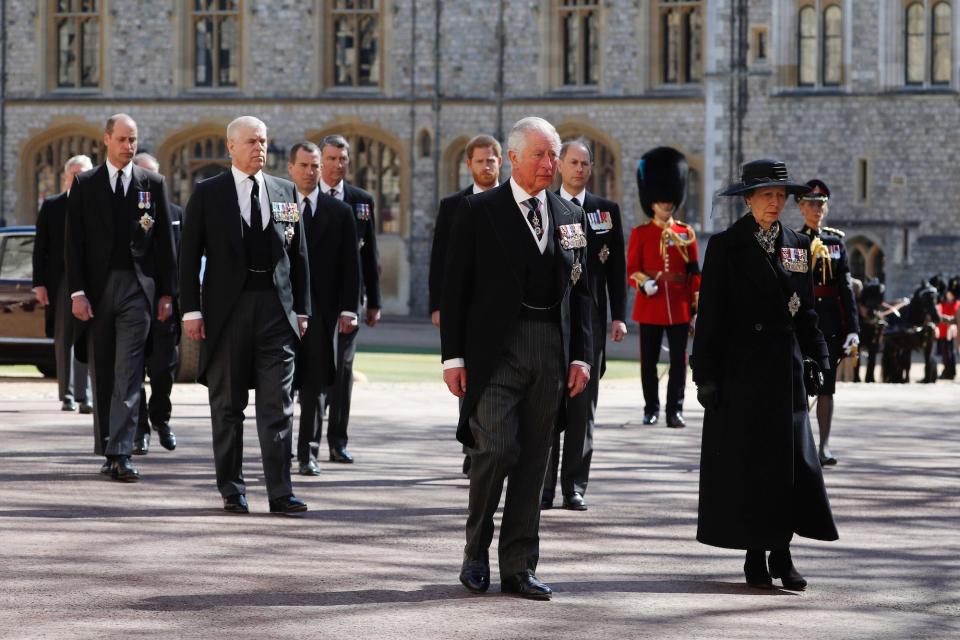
180,116,310,515
65,114,178,482
132,153,180,455
441,117,593,600
317,134,381,464
542,138,628,512
287,141,360,477
33,154,93,413
428,134,503,477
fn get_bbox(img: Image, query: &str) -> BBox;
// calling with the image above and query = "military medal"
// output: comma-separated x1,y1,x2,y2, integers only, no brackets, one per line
137,191,151,210
355,203,371,221
284,225,295,242
780,247,809,273
571,261,582,284
558,223,587,250
138,213,154,231
788,292,800,316
587,210,613,232
599,244,610,264
827,244,842,259
272,202,300,224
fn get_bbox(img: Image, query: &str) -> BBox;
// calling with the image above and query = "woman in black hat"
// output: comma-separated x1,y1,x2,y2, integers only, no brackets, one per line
692,159,838,590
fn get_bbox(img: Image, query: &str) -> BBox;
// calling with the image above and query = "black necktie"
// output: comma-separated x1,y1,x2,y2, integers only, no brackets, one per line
114,172,124,201
571,196,581,207
328,188,337,198
249,176,261,229
302,197,313,219
524,197,543,241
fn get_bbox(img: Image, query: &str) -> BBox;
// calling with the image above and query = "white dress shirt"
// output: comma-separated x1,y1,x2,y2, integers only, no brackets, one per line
71,160,134,299
232,165,268,230
559,186,587,206
319,178,345,201
472,183,489,195
298,187,357,321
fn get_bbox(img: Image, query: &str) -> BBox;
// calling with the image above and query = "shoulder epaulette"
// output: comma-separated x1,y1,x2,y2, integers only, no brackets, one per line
822,226,845,238
676,220,696,241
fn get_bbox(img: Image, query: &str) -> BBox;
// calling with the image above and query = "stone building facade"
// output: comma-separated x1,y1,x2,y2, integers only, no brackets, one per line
1,0,957,315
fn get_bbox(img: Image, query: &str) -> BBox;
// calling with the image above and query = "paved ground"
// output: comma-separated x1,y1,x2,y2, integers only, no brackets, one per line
0,370,957,639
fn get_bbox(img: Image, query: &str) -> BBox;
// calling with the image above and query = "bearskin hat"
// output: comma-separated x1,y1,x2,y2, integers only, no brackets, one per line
636,147,688,218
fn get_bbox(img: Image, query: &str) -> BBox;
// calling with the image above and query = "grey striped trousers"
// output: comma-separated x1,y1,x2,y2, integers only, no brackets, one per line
464,318,565,578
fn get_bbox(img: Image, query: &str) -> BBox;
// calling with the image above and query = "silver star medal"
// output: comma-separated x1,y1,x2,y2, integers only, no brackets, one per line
284,225,295,242
788,292,800,316
571,261,582,284
599,244,610,264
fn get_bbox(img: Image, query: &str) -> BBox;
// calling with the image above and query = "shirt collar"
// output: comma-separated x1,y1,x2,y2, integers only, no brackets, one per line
472,182,492,195
559,186,586,204
231,165,263,188
298,186,319,210
319,178,344,197
510,177,546,210
107,160,133,181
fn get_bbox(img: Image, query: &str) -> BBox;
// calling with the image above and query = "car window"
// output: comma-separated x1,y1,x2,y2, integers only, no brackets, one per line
0,235,35,281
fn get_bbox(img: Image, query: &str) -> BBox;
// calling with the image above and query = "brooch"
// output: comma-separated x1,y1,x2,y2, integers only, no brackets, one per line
599,244,610,264
571,261,583,284
788,292,800,317
284,225,295,242
138,213,154,231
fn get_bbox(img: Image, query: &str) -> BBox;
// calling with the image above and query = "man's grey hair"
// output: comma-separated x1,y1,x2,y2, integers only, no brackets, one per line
133,152,160,172
560,137,593,163
64,154,93,172
226,116,267,141
320,134,351,154
507,117,561,157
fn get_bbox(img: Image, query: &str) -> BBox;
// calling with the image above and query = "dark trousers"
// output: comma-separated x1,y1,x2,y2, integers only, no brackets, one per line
326,324,359,449
88,270,151,457
465,319,564,578
639,323,688,415
297,323,332,464
205,290,297,501
939,338,957,379
54,280,90,403
544,308,602,500
136,316,178,435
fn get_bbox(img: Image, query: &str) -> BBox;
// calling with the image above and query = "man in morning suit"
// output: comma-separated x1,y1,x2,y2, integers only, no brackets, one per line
318,134,381,464
428,134,503,477
65,114,178,482
288,141,361,477
33,154,93,414
180,116,310,514
542,138,627,511
132,152,181,455
441,117,593,600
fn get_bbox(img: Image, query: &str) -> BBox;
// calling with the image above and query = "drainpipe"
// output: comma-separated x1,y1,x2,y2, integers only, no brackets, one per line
432,0,441,205
1,0,7,226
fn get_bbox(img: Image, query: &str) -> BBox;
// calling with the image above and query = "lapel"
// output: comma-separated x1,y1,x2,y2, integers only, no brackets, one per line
732,214,791,321
94,164,115,252
220,171,244,259
481,183,530,289
545,190,574,292
262,174,287,265
307,193,333,255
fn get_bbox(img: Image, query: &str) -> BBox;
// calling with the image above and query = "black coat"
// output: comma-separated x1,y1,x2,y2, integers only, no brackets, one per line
561,191,628,376
799,225,860,343
428,186,473,313
64,164,178,354
343,183,381,310
692,213,836,550
179,170,310,384
32,191,69,337
440,182,594,446
294,192,360,391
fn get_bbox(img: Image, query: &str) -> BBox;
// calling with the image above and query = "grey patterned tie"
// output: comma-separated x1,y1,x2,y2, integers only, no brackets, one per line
524,197,543,240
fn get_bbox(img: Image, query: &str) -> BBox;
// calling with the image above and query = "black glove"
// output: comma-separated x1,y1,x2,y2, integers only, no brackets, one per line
696,382,720,411
803,358,825,397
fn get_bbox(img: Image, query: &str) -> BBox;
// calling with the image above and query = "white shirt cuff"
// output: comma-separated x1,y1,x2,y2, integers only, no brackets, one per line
182,311,203,321
571,360,591,375
442,358,465,370
70,290,85,299
341,311,358,319
297,314,308,320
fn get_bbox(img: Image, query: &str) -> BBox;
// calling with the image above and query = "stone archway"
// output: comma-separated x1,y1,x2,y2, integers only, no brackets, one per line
18,124,102,222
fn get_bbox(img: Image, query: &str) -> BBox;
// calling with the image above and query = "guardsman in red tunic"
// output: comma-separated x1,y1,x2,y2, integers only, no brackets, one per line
627,147,701,428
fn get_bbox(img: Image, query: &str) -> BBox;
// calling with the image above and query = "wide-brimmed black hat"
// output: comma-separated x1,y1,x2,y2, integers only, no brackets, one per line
636,146,688,218
719,159,811,197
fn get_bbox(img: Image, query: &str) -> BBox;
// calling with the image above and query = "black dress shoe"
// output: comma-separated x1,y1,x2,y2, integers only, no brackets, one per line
155,423,176,451
642,412,659,425
269,495,308,514
298,460,321,476
666,412,686,429
501,571,552,600
459,553,490,593
540,495,554,510
562,492,587,511
744,549,772,589
329,446,354,463
769,548,807,590
61,399,78,411
223,494,249,514
111,457,141,483
462,455,471,477
79,402,94,415
132,432,150,456
99,459,113,475
819,446,837,466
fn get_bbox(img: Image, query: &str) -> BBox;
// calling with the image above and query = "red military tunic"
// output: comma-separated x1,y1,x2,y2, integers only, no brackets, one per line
626,218,701,325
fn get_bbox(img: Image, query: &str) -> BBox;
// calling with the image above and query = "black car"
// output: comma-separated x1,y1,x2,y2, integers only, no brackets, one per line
0,226,56,376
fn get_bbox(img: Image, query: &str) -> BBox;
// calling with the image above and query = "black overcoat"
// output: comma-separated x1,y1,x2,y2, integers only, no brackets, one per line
32,192,69,338
691,213,837,550
428,185,473,313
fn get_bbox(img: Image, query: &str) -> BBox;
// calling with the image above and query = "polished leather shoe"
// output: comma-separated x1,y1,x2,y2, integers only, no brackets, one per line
459,553,490,593
744,549,772,589
155,423,176,451
562,492,587,511
819,446,837,466
132,432,150,456
540,495,554,510
269,495,308,514
298,460,321,476
329,446,354,463
79,402,94,415
642,412,659,425
223,494,249,514
666,412,686,429
462,455,471,477
501,571,552,600
99,459,113,475
769,548,807,590
61,399,77,411
111,457,141,483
